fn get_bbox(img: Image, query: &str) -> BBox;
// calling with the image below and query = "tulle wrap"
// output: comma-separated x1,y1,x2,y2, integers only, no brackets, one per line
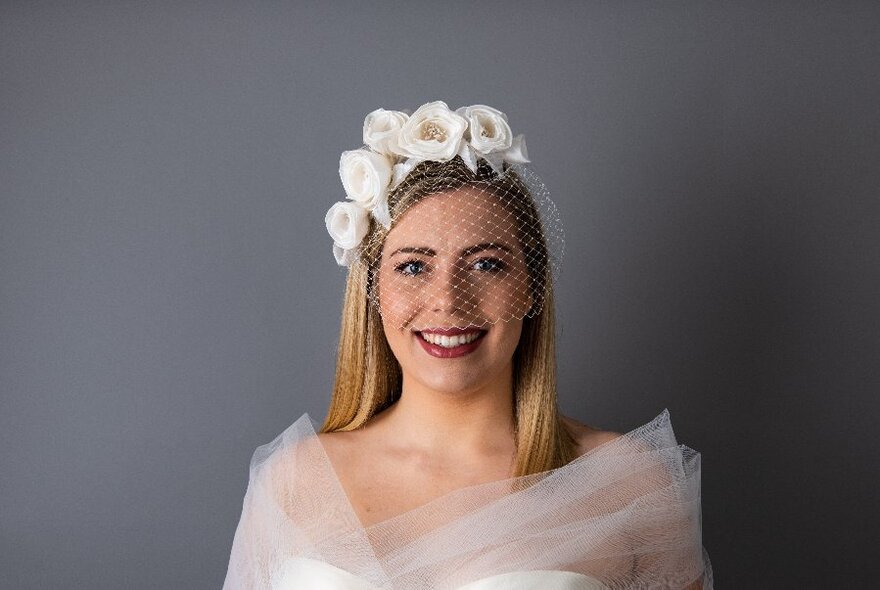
222,409,713,589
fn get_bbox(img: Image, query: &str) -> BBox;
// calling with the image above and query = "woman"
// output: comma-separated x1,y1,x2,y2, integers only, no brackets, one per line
222,101,713,589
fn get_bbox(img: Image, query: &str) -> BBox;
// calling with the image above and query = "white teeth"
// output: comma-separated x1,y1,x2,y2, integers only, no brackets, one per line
420,331,482,348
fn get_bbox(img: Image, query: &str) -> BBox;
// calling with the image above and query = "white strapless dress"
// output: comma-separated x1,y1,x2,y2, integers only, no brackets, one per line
273,557,609,590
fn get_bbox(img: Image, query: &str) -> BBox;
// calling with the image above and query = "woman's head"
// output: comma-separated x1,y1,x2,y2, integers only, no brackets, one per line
367,159,543,398
321,101,573,475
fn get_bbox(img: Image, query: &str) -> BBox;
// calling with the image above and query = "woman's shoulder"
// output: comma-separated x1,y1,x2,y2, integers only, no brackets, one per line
560,414,623,457
316,428,365,452
315,428,372,477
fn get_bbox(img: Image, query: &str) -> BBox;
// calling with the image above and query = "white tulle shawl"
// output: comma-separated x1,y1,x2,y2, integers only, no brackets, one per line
222,409,713,589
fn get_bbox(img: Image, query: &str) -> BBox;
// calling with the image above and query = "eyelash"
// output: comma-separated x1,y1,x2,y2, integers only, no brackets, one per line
394,257,506,276
394,260,425,276
473,257,505,272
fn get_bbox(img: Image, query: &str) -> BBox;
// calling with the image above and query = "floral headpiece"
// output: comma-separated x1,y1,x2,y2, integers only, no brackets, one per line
324,100,530,267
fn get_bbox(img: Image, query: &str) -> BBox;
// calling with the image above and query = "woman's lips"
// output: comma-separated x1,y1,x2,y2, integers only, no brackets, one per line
415,329,487,359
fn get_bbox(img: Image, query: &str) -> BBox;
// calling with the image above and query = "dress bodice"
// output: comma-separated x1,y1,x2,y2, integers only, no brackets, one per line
272,557,609,590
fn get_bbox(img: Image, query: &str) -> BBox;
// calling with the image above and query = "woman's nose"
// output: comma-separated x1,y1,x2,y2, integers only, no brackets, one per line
425,262,477,314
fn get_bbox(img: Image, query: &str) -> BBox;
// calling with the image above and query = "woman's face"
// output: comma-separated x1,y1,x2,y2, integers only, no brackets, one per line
377,186,533,395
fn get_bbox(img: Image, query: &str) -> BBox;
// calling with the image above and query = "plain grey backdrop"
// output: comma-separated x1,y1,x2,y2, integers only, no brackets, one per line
2,1,878,587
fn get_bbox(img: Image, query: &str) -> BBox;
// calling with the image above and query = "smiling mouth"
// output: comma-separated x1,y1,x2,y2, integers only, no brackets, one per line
416,329,486,348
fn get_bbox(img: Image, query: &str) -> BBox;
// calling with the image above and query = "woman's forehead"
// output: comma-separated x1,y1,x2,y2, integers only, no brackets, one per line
384,187,517,248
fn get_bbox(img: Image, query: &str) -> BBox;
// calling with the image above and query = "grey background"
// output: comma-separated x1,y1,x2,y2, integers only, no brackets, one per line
2,1,878,587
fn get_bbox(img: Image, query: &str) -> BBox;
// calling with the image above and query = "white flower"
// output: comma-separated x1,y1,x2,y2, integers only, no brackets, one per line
390,158,419,190
363,109,409,155
456,104,513,154
325,201,369,251
339,149,393,210
504,133,529,163
457,142,479,174
332,243,358,267
372,193,391,230
393,100,468,161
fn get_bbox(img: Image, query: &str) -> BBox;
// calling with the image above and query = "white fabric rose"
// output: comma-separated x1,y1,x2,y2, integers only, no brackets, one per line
339,149,393,210
478,132,531,175
362,109,408,155
393,100,468,161
325,200,369,252
456,104,513,154
390,158,418,190
457,142,479,174
371,192,392,230
504,133,529,163
332,243,358,267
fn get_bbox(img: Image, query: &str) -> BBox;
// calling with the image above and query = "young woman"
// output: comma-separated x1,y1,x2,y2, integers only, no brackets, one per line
222,101,713,589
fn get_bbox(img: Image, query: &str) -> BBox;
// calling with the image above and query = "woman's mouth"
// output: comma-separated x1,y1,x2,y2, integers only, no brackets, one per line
415,328,487,358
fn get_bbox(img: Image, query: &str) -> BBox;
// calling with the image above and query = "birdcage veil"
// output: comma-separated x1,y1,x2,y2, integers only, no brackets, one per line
325,101,564,334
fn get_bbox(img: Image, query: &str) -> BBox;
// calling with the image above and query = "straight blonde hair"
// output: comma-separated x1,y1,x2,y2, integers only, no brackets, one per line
320,158,576,476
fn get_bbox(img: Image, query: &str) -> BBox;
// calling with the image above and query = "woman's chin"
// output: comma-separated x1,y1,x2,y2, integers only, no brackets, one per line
408,370,489,397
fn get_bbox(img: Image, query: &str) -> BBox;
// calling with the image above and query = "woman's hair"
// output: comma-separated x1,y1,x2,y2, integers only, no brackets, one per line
320,156,577,476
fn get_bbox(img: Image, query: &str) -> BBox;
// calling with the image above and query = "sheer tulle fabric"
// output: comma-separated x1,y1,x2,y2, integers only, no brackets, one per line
222,409,713,589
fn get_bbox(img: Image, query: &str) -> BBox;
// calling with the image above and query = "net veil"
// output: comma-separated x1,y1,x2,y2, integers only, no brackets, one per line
360,158,562,331
325,101,564,334
222,410,714,589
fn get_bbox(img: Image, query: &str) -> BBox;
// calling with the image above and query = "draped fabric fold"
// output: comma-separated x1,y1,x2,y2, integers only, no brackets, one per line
222,409,713,589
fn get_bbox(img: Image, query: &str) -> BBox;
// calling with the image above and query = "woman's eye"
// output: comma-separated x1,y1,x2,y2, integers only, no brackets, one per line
395,260,426,276
473,257,505,272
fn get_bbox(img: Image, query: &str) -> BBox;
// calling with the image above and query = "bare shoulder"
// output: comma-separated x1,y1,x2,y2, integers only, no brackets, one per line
316,429,349,448
562,415,677,494
560,414,623,457
316,429,363,462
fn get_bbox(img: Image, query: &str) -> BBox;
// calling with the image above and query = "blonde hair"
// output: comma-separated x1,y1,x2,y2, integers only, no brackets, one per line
320,157,576,476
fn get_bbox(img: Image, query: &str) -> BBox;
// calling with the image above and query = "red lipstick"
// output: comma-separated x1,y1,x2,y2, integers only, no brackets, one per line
415,328,487,359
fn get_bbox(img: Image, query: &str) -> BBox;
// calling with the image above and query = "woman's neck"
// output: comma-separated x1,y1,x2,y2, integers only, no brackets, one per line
369,363,517,460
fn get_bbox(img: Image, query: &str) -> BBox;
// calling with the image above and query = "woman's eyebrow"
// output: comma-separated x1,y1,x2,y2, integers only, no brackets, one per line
388,242,512,258
460,242,512,257
389,246,436,258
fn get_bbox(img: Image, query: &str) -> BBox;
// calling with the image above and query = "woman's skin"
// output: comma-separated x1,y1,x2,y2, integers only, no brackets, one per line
320,187,620,528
